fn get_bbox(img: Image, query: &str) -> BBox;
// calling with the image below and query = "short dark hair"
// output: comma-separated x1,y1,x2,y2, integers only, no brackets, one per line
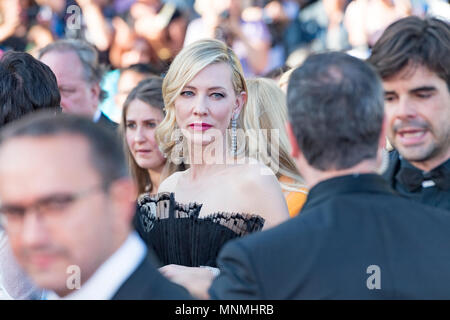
287,52,384,171
121,63,161,77
263,65,291,80
0,111,128,186
368,16,450,89
0,51,61,126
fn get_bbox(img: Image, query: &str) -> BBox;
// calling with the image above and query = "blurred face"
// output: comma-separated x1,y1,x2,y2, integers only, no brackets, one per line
196,0,230,16
40,51,99,117
120,38,152,69
125,99,166,171
229,0,242,17
115,70,148,110
323,0,347,15
384,65,450,170
0,135,120,296
174,62,245,148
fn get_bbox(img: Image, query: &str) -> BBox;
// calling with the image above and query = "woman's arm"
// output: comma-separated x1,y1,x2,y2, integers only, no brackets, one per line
159,264,216,299
0,0,20,42
75,0,113,51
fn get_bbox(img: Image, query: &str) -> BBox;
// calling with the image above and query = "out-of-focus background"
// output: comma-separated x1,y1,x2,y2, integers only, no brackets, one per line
1,0,448,121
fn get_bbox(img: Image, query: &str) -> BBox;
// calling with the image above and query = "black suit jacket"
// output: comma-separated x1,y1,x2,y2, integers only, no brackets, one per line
112,252,193,300
97,112,118,132
209,174,450,299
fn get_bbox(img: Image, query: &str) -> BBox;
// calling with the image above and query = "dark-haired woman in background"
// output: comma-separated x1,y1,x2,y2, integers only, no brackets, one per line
120,76,183,195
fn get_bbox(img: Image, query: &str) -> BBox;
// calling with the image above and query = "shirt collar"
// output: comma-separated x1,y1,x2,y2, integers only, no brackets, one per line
45,232,147,300
93,109,102,122
302,173,393,211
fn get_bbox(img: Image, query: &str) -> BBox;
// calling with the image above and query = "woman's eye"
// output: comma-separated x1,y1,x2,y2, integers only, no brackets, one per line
180,91,194,97
126,122,136,129
146,122,157,128
211,93,225,99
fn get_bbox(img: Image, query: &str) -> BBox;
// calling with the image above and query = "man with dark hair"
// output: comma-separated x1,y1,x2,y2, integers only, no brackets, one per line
0,51,61,126
0,50,61,300
368,16,450,210
208,52,450,299
0,111,192,300
39,39,117,131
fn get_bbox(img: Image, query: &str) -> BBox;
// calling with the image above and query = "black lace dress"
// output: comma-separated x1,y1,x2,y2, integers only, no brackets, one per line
134,192,265,267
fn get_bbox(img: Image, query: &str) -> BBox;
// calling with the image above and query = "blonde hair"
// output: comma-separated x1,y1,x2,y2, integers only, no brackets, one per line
244,78,305,192
156,39,247,159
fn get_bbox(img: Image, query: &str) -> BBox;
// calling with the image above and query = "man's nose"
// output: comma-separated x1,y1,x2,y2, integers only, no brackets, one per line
395,96,418,119
21,211,49,249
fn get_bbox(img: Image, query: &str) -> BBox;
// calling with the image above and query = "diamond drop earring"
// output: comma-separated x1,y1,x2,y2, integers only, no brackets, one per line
231,115,237,155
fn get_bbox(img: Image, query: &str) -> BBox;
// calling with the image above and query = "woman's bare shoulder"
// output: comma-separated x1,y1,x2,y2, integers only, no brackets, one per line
230,162,289,228
225,161,281,202
232,160,277,184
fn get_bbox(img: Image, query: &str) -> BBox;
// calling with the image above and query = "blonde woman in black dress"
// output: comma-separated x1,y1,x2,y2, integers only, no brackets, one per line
135,39,289,298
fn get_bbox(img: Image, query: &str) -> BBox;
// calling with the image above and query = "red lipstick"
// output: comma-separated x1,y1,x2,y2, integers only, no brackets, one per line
189,123,212,131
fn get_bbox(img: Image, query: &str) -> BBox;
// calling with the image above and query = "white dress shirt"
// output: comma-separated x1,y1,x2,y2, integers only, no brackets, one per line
93,108,102,123
46,232,147,300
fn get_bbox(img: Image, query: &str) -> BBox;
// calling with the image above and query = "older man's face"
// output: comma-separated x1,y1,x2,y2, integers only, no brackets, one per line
40,51,100,117
383,65,450,171
0,135,117,296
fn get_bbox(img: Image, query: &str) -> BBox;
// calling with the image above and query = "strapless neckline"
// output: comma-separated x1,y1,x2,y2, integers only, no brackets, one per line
134,192,265,267
138,191,264,218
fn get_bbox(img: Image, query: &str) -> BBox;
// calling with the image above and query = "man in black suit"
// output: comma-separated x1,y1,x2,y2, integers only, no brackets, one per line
209,52,450,299
0,112,191,300
368,16,450,211
39,39,118,132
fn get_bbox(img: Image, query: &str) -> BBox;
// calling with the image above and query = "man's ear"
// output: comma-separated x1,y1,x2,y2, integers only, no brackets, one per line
108,178,137,228
90,83,101,110
286,121,311,184
286,121,300,159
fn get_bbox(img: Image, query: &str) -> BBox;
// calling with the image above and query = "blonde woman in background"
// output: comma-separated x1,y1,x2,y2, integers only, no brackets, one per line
244,78,308,217
134,39,289,298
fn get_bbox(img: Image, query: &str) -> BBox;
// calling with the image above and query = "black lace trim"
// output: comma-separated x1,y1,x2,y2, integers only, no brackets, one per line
137,192,265,236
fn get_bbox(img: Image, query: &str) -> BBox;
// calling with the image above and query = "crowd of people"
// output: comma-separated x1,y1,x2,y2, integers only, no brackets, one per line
0,0,449,302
